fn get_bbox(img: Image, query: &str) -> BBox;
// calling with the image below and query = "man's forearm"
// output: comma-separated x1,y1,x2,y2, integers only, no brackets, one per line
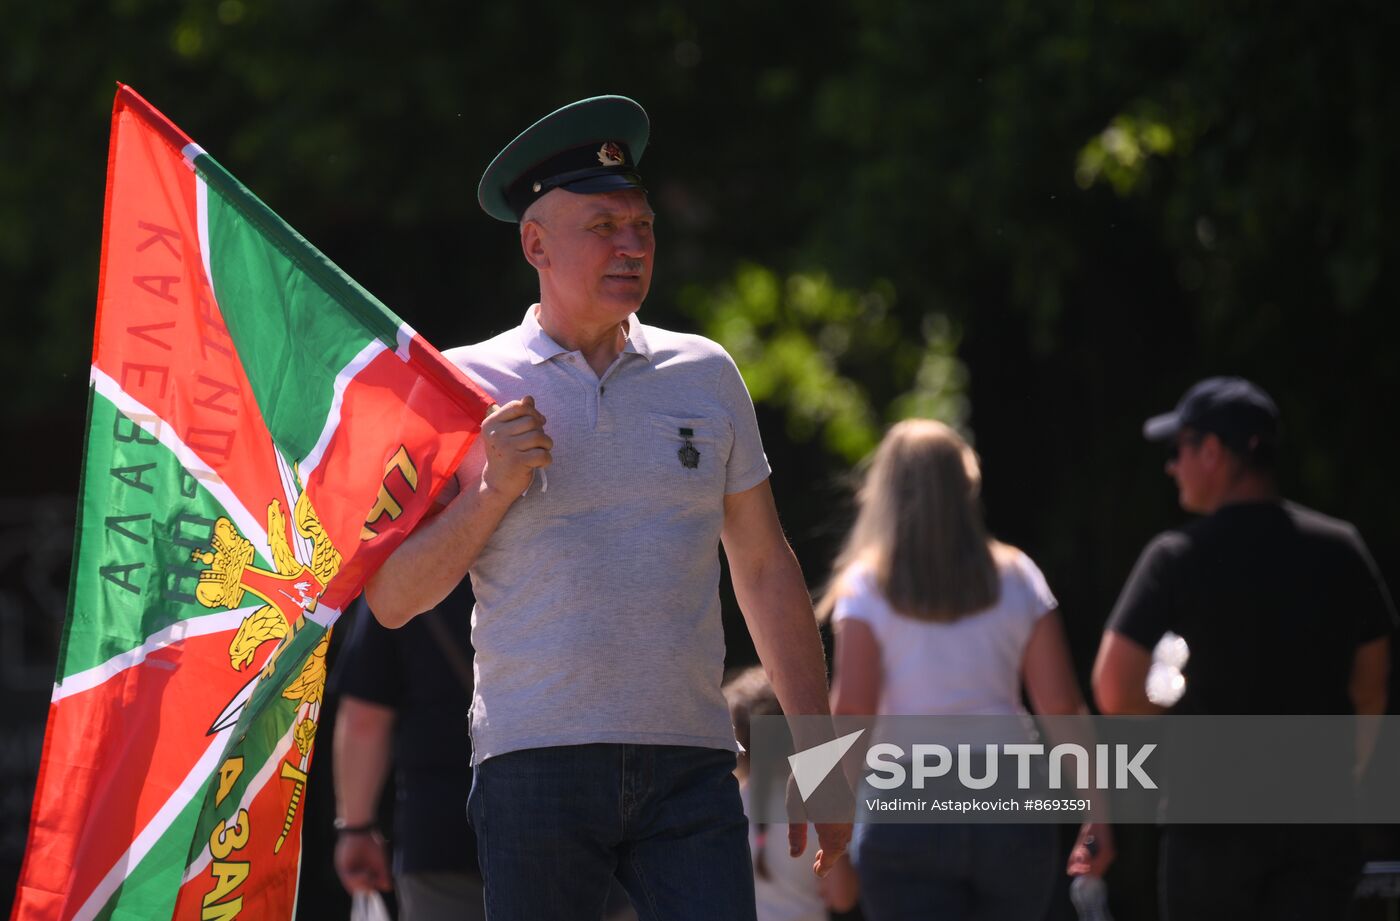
723,483,852,868
366,398,551,627
722,482,833,745
333,698,396,826
365,478,519,627
1092,631,1164,715
734,547,831,722
1351,637,1389,775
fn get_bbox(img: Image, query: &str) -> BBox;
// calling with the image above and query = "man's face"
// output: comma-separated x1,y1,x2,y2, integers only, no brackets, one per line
1165,428,1214,513
529,188,655,325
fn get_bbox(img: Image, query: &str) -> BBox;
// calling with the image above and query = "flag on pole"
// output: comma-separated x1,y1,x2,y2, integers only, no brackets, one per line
10,84,492,921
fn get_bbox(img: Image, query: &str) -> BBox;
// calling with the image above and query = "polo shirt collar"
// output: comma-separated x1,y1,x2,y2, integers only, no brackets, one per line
519,305,564,364
518,305,653,365
621,312,653,362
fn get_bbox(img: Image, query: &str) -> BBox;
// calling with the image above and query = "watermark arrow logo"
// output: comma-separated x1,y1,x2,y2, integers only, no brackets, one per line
788,729,865,801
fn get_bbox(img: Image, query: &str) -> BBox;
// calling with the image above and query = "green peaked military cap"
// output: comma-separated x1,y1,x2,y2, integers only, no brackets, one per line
478,95,650,223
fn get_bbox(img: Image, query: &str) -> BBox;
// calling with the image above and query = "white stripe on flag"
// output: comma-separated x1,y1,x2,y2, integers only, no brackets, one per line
297,338,387,480
195,174,215,295
395,322,415,361
302,602,341,631
90,366,272,565
291,844,304,919
273,447,314,567
180,142,206,170
72,730,232,921
180,719,301,884
53,606,260,701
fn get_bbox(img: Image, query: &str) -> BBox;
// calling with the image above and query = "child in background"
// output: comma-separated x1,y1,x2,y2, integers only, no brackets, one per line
725,666,859,921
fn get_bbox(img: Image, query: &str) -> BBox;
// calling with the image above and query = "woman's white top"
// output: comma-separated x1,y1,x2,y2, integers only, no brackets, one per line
832,548,1057,717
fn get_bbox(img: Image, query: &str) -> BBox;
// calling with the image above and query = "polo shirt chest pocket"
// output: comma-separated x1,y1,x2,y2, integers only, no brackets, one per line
643,413,729,497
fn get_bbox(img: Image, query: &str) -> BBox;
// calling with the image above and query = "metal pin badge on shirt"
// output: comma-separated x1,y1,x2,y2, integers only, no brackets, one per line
677,427,700,468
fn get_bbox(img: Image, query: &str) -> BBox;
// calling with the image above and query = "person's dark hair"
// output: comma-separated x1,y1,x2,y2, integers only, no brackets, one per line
723,666,782,756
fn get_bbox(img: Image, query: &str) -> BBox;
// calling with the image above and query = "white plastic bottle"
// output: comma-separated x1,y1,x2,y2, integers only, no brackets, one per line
1069,874,1114,921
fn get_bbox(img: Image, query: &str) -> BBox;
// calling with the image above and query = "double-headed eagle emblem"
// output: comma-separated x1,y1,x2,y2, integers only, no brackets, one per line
191,491,341,757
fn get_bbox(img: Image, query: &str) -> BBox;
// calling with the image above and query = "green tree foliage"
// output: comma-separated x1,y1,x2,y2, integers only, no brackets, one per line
5,0,1395,640
6,0,1396,662
681,264,968,463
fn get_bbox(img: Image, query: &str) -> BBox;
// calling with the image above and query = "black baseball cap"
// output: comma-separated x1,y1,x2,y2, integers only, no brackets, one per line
1143,377,1280,449
478,95,650,223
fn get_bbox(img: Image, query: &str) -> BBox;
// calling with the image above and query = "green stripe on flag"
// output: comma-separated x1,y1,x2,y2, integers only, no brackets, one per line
195,152,408,462
184,639,319,869
59,390,270,681
87,678,309,920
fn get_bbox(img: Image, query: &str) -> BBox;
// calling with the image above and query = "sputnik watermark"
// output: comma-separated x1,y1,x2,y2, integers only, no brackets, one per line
787,736,1155,802
865,742,1156,791
787,730,865,800
752,715,1400,823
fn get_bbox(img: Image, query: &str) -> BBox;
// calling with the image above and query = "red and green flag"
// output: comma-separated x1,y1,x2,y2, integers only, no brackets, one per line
10,85,492,921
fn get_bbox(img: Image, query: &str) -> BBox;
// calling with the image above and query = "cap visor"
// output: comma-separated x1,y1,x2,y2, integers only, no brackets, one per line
560,172,646,195
1143,412,1180,442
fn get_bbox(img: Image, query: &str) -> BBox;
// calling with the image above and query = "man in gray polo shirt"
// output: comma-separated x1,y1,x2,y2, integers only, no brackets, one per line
366,96,848,920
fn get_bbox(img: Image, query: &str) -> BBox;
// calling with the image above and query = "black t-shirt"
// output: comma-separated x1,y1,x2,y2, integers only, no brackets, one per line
332,583,477,875
1108,500,1396,715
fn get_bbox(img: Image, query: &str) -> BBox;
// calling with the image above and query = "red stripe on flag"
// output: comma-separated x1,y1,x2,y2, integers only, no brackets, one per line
15,84,494,921
300,341,485,611
170,732,310,921
13,632,274,920
93,88,287,532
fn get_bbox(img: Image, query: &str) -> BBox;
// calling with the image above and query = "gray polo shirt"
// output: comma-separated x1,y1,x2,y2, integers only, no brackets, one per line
444,306,771,764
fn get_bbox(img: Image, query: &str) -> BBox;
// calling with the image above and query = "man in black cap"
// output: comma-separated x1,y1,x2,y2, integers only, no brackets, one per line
365,97,848,920
1093,376,1395,920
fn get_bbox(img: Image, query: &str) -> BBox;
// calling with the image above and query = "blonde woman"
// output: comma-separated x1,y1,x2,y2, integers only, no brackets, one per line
823,419,1112,920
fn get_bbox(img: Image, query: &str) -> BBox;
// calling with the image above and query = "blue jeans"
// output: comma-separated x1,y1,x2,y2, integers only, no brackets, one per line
467,744,756,921
852,822,1057,921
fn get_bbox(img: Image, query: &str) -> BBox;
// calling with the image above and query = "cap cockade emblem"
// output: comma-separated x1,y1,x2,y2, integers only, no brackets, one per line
597,142,625,167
